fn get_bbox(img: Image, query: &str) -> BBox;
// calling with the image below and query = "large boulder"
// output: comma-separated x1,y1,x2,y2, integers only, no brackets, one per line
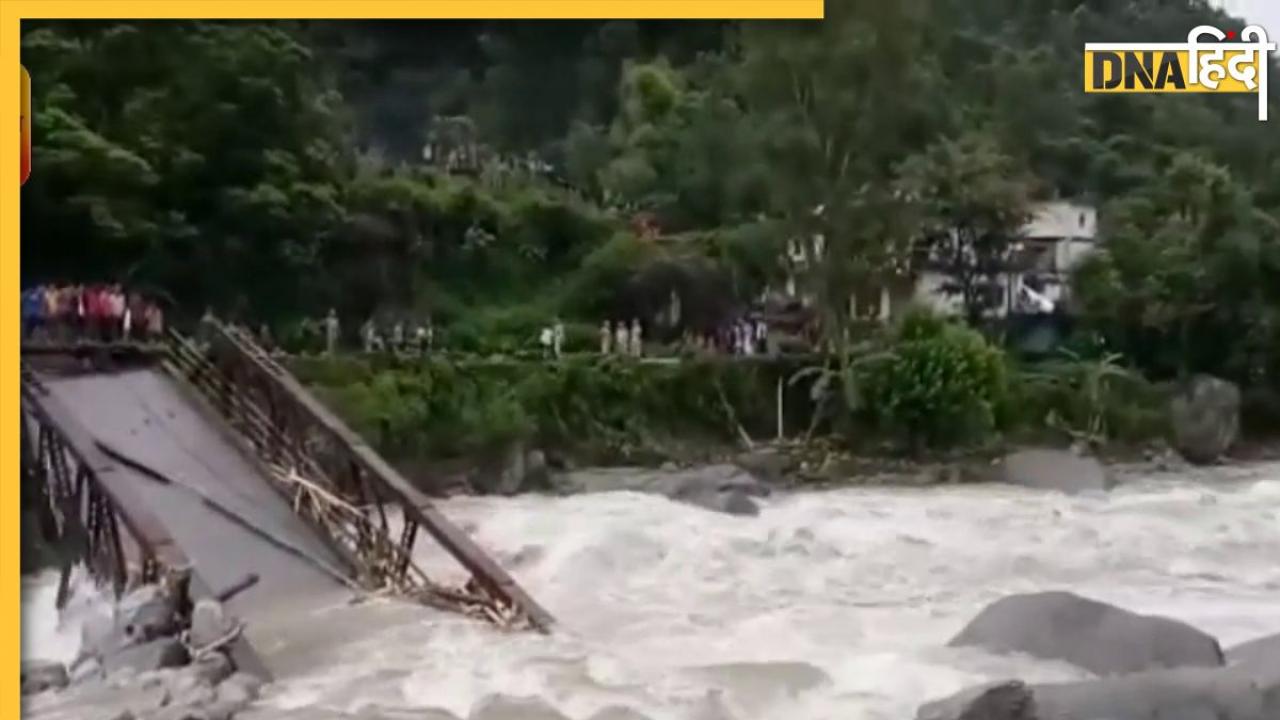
918,664,1280,720
1228,632,1280,670
1170,375,1241,464
101,637,189,675
948,591,1224,676
734,448,795,486
675,486,760,516
917,681,1039,720
471,443,554,496
995,449,1114,494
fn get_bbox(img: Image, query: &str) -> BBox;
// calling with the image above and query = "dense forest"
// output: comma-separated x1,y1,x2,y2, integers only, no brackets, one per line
19,2,1280,457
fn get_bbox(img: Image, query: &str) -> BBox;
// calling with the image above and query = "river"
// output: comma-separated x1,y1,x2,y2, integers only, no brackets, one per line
23,461,1280,720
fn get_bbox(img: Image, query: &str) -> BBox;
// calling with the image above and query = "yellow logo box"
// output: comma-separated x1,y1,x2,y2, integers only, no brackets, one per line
1083,50,1261,93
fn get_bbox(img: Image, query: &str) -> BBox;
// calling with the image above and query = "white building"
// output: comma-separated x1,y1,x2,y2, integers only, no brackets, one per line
899,200,1099,320
778,200,1099,323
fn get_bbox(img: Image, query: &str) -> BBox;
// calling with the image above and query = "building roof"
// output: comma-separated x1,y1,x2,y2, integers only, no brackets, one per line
1023,201,1097,240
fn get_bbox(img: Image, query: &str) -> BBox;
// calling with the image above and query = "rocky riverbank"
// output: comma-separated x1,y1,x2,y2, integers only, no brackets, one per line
465,435,1280,518
22,575,263,720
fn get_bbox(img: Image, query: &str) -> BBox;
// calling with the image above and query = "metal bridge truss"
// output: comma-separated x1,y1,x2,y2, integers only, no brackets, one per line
160,321,553,633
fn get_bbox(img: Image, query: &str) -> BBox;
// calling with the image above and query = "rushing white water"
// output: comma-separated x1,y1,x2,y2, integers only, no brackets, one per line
22,567,110,667
23,462,1280,719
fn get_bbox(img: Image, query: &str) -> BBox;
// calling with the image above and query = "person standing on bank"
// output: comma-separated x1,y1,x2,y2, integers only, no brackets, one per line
391,321,405,353
614,320,629,357
599,320,612,355
629,318,643,357
540,325,554,359
108,285,126,341
552,318,565,359
323,309,340,356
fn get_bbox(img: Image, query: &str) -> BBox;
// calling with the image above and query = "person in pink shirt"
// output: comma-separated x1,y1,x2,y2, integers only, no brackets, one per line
73,285,86,338
86,285,104,341
104,283,122,338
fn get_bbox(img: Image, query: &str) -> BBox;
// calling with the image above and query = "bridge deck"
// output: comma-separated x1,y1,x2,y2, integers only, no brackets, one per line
42,368,357,672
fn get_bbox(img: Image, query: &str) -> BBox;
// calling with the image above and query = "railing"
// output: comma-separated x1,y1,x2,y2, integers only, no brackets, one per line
161,321,554,632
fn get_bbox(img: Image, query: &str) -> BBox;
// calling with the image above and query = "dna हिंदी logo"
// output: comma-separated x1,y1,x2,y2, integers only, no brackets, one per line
1084,25,1276,121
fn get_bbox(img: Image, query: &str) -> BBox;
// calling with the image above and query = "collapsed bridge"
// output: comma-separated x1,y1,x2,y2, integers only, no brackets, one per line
20,320,553,680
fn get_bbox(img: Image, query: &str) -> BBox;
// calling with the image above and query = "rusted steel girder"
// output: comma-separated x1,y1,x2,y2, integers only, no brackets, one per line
170,321,554,632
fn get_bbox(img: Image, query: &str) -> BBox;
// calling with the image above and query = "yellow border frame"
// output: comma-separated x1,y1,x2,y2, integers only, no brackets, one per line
1,0,822,715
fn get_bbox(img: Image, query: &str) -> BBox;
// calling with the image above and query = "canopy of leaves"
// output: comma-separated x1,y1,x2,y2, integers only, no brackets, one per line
20,3,1280,394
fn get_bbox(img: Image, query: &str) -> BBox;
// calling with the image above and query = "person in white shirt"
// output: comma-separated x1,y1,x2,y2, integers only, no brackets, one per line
391,322,405,352
614,321,629,357
600,320,612,355
629,319,643,357
323,309,340,355
540,326,554,358
552,318,565,359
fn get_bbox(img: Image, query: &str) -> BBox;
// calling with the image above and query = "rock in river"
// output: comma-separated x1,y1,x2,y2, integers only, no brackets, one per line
918,664,1280,720
101,637,189,676
948,591,1224,675
1227,632,1280,670
1170,374,1241,464
21,659,68,695
995,449,1113,494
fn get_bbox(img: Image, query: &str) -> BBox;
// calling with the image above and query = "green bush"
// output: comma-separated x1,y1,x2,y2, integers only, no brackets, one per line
1012,351,1169,445
857,310,1008,451
294,354,781,462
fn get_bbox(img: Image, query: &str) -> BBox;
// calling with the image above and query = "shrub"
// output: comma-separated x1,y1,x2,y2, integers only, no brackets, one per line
857,310,1008,451
1013,350,1169,445
293,354,782,462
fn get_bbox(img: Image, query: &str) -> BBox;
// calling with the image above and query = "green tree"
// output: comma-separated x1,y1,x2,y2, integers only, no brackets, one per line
1074,152,1280,384
896,131,1035,325
732,1,943,343
22,22,348,320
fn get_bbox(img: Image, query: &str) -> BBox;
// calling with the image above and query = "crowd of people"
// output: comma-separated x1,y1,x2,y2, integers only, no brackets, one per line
360,314,435,356
21,283,166,343
598,319,643,357
597,316,771,358
707,317,771,356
